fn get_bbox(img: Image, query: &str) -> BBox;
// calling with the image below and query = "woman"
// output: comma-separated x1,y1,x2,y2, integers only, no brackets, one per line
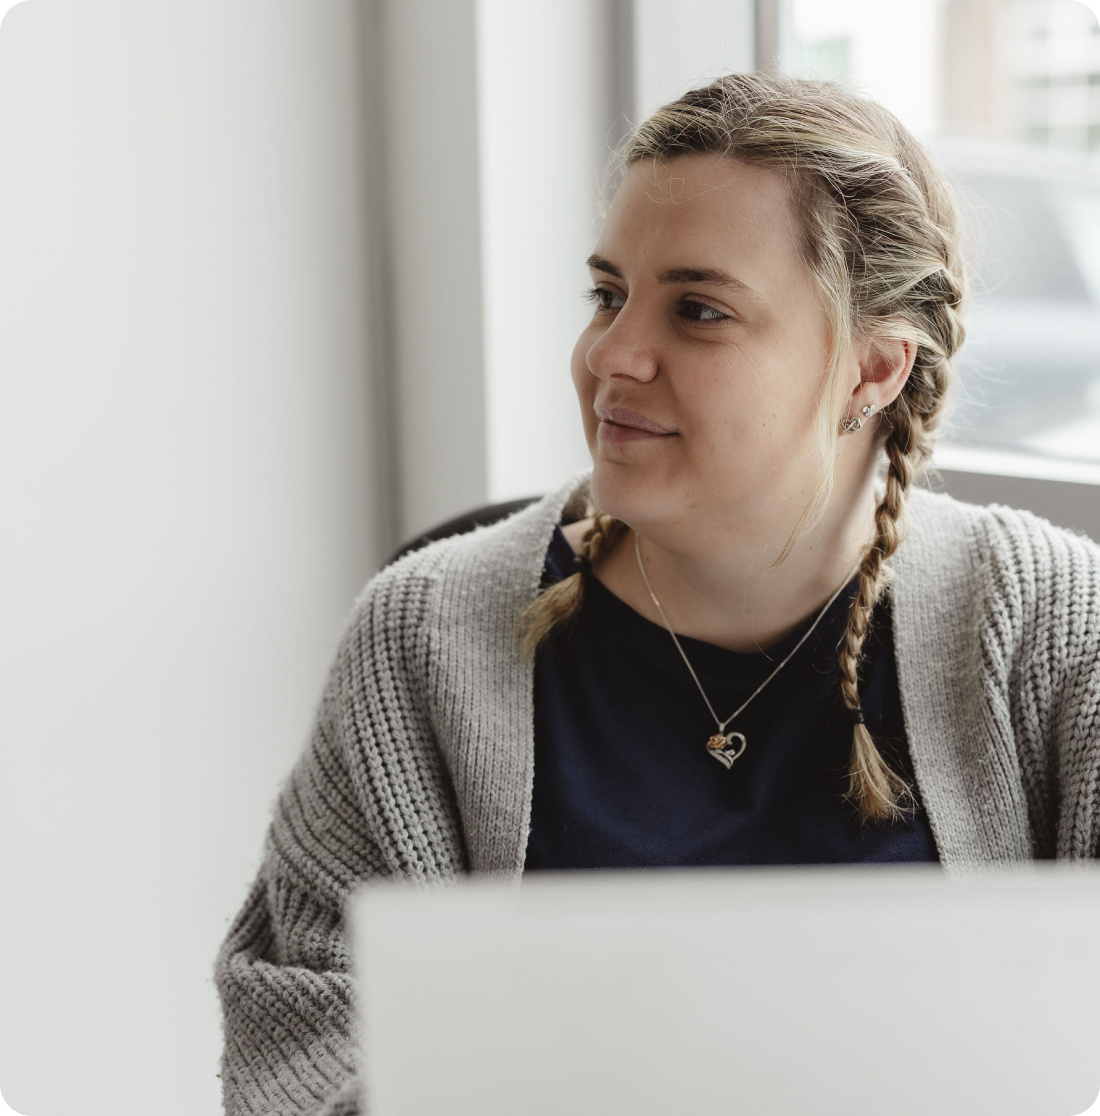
215,72,1100,1115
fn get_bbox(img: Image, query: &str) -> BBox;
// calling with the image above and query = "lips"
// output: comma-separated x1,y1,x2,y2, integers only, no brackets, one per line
594,404,676,435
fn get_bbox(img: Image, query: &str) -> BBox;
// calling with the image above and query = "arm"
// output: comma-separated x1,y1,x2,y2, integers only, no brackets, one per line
996,507,1100,858
1050,546,1100,859
215,564,467,1114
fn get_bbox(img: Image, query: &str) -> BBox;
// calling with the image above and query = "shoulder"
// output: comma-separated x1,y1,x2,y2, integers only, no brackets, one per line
903,485,1100,662
906,485,1100,581
341,471,593,645
314,470,591,760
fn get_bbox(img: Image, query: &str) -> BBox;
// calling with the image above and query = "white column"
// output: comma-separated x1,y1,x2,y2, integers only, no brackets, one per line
634,0,755,119
476,0,622,503
376,0,490,539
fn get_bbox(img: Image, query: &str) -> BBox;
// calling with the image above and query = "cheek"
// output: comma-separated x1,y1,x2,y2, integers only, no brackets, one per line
678,361,764,438
681,355,807,459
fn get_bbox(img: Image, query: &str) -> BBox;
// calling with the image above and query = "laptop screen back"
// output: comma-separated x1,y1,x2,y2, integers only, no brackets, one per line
353,865,1100,1116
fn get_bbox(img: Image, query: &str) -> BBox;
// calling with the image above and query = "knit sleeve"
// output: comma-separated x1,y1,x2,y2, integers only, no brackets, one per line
214,562,468,1115
989,506,1100,858
1047,529,1100,858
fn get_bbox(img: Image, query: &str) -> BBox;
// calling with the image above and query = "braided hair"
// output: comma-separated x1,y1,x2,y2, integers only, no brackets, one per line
518,72,968,823
518,509,627,659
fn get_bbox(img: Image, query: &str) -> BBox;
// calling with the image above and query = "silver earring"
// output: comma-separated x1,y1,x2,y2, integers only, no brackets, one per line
840,402,877,435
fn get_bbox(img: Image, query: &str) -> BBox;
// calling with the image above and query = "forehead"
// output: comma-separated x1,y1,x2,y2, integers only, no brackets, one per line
599,154,806,296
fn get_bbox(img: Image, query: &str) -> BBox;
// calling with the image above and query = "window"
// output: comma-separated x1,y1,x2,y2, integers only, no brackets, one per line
787,0,1100,468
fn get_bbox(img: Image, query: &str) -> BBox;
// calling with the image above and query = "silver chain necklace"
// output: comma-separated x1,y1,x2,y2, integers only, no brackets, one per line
633,531,859,769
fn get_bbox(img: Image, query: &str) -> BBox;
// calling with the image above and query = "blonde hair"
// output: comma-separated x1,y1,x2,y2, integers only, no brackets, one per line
519,71,968,824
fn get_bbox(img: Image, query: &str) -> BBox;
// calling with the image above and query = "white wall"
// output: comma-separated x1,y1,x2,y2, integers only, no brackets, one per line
0,2,383,1113
476,0,613,503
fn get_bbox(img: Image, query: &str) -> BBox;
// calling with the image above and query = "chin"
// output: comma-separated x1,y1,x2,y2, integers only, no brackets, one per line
588,458,677,527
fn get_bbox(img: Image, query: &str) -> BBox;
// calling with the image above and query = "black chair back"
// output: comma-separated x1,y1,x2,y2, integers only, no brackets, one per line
384,496,542,567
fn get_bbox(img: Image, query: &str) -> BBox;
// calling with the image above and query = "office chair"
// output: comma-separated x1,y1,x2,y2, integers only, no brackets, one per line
385,495,544,567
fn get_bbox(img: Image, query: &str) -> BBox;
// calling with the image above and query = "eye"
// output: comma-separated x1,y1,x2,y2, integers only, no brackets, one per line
679,298,730,323
583,285,624,313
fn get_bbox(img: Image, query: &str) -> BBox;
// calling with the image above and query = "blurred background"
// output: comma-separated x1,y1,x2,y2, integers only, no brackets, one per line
0,2,1097,1114
787,0,1100,465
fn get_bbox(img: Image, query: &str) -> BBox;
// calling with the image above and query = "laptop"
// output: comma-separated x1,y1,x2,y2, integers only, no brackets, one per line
351,865,1100,1115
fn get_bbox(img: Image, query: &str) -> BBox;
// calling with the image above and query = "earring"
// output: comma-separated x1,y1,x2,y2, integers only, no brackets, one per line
840,402,878,435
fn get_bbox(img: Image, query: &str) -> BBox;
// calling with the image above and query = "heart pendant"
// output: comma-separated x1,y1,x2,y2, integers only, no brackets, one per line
705,731,747,769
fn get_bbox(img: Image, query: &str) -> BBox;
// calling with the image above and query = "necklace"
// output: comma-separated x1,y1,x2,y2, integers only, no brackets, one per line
633,531,860,770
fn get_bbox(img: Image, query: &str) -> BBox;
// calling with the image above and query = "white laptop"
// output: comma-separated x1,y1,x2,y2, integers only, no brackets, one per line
352,865,1100,1116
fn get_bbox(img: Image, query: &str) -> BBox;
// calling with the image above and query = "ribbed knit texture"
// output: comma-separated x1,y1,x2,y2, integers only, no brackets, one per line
215,470,1100,1114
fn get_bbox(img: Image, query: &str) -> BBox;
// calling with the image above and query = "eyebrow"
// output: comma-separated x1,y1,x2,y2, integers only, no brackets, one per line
585,253,760,297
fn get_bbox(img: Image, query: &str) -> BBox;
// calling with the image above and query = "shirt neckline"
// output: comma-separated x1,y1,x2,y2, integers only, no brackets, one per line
546,523,864,690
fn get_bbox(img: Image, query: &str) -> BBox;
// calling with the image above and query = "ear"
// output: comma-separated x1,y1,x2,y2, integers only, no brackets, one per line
847,329,917,418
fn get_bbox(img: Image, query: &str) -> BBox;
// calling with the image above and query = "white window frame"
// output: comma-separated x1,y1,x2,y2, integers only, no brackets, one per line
932,445,1100,543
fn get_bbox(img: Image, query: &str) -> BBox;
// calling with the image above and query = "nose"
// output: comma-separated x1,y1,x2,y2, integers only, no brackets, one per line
583,304,660,384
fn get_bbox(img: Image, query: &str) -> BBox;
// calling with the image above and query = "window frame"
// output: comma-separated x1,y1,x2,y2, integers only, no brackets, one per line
931,445,1100,542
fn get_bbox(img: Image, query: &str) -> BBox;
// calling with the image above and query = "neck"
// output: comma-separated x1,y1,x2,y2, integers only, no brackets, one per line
589,470,880,654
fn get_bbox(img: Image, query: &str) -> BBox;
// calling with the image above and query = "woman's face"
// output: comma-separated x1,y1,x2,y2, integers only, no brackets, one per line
572,153,857,548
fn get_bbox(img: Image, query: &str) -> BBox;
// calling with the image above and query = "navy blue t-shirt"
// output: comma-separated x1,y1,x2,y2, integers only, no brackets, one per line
524,524,939,869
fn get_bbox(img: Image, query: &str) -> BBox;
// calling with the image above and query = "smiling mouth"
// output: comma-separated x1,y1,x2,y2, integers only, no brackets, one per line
597,418,678,444
594,406,677,435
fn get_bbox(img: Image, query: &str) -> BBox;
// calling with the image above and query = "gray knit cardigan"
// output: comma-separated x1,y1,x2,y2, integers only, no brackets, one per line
215,470,1100,1115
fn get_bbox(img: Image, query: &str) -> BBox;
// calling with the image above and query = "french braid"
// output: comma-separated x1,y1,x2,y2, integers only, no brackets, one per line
839,202,966,820
839,409,924,821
